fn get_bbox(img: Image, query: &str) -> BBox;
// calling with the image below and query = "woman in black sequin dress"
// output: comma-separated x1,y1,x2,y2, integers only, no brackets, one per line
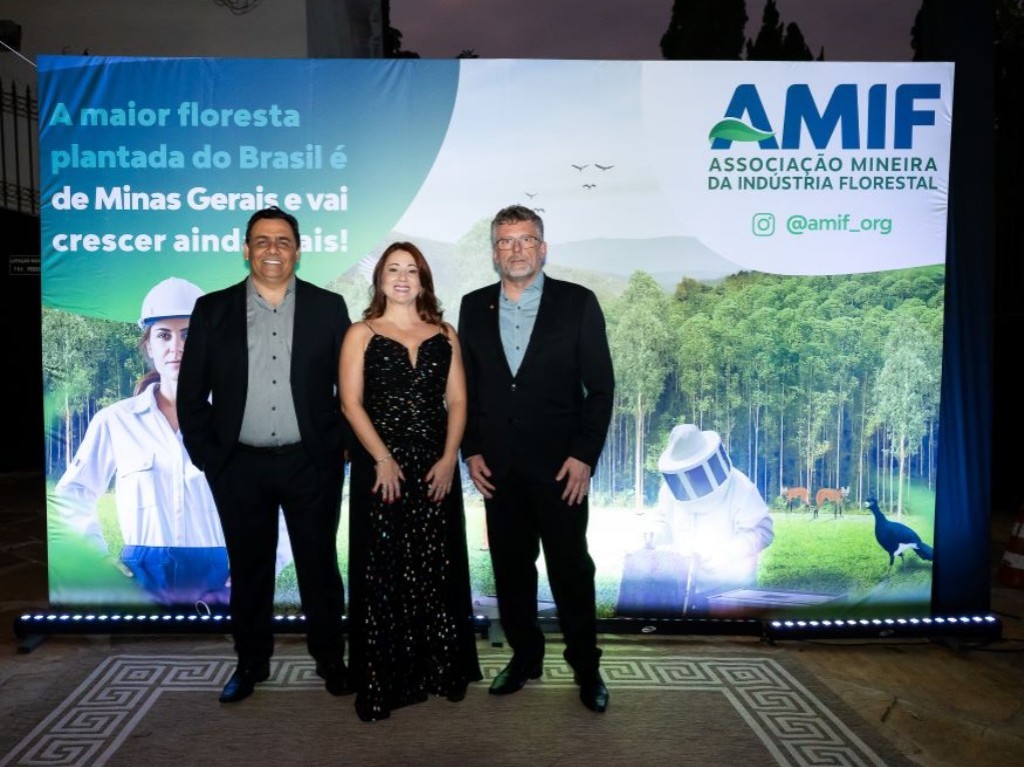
340,242,482,722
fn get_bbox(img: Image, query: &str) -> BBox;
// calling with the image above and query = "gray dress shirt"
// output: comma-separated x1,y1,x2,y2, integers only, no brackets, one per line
499,270,545,376
237,276,302,447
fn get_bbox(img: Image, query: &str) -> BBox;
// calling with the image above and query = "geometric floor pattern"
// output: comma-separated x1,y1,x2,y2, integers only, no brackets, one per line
1,654,894,767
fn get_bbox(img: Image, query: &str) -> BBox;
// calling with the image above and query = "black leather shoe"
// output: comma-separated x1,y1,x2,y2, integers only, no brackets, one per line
315,661,354,697
219,662,271,703
489,659,543,695
575,671,609,713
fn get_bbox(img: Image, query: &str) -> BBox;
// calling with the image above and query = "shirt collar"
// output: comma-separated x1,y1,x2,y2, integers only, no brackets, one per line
500,270,545,302
247,275,296,306
131,381,160,415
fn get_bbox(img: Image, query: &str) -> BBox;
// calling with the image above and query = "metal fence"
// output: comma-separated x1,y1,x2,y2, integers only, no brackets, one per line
0,76,38,216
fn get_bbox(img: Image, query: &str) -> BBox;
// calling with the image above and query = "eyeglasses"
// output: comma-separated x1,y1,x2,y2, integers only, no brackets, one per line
495,235,541,251
249,236,296,252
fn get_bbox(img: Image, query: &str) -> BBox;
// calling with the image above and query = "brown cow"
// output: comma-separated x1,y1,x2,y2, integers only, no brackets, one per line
815,487,849,518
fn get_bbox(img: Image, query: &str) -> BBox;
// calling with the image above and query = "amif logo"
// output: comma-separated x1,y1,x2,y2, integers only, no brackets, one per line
708,83,942,150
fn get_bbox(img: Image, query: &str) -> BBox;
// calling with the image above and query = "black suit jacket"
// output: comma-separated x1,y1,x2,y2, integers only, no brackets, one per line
177,277,351,480
458,275,614,482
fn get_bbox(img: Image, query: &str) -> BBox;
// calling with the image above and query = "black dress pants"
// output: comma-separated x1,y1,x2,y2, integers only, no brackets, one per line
484,474,601,674
210,445,346,668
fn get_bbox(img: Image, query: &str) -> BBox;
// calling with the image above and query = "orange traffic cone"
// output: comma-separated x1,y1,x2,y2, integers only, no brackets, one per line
996,505,1024,588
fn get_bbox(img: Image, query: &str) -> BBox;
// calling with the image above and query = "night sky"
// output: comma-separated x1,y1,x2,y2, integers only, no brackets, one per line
388,0,919,62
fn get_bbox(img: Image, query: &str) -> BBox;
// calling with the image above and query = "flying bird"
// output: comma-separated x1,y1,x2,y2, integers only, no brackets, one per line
865,497,934,573
571,164,588,172
524,192,537,199
594,164,614,170
583,183,596,189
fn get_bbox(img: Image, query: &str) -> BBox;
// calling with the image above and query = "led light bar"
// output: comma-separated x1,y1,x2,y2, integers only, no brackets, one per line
763,614,1003,641
13,613,492,651
13,612,1002,649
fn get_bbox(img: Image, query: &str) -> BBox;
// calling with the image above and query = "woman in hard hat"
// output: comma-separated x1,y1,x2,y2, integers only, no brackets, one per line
55,277,233,607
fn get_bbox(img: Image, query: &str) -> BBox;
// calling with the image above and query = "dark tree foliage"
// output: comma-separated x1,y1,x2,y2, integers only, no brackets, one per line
661,0,748,60
780,22,813,61
384,26,420,58
910,0,937,60
745,0,783,59
746,0,815,61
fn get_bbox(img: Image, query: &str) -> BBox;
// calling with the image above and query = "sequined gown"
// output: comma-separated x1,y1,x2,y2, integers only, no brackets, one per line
348,330,482,720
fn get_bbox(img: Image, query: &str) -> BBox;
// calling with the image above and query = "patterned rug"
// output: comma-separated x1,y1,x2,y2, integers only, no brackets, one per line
0,645,910,767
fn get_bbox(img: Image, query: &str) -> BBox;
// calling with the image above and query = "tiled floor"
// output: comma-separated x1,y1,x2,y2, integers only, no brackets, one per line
1,471,1022,766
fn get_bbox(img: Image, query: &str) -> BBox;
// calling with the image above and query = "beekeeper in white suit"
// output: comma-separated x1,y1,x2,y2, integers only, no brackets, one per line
55,277,292,607
646,423,774,609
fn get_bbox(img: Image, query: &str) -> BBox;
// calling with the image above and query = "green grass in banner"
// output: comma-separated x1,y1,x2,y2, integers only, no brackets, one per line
49,492,151,608
464,498,496,599
758,486,936,617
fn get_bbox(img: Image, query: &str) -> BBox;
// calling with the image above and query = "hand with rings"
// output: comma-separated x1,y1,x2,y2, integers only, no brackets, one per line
373,453,405,502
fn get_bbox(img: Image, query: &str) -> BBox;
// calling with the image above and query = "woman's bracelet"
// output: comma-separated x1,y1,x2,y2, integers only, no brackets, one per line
375,453,392,465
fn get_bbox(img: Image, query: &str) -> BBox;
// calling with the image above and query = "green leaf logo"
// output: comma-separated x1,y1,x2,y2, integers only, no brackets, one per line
708,118,775,144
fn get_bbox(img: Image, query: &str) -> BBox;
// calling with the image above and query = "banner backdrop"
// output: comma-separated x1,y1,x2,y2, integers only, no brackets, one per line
39,56,955,621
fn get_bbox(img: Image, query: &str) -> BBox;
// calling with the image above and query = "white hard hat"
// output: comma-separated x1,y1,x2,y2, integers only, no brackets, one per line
658,424,732,502
137,277,204,329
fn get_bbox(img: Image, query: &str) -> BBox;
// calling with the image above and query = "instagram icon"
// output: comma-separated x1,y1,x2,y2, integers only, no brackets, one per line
752,213,775,237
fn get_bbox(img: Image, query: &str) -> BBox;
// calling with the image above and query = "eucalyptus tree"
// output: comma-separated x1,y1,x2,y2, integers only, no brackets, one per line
609,272,674,509
42,309,99,470
873,312,938,515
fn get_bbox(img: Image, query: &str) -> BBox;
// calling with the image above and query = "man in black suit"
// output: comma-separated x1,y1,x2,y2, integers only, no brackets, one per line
459,204,614,712
178,207,352,703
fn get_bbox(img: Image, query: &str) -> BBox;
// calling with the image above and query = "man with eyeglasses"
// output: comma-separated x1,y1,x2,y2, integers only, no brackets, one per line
458,204,615,712
178,206,353,704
